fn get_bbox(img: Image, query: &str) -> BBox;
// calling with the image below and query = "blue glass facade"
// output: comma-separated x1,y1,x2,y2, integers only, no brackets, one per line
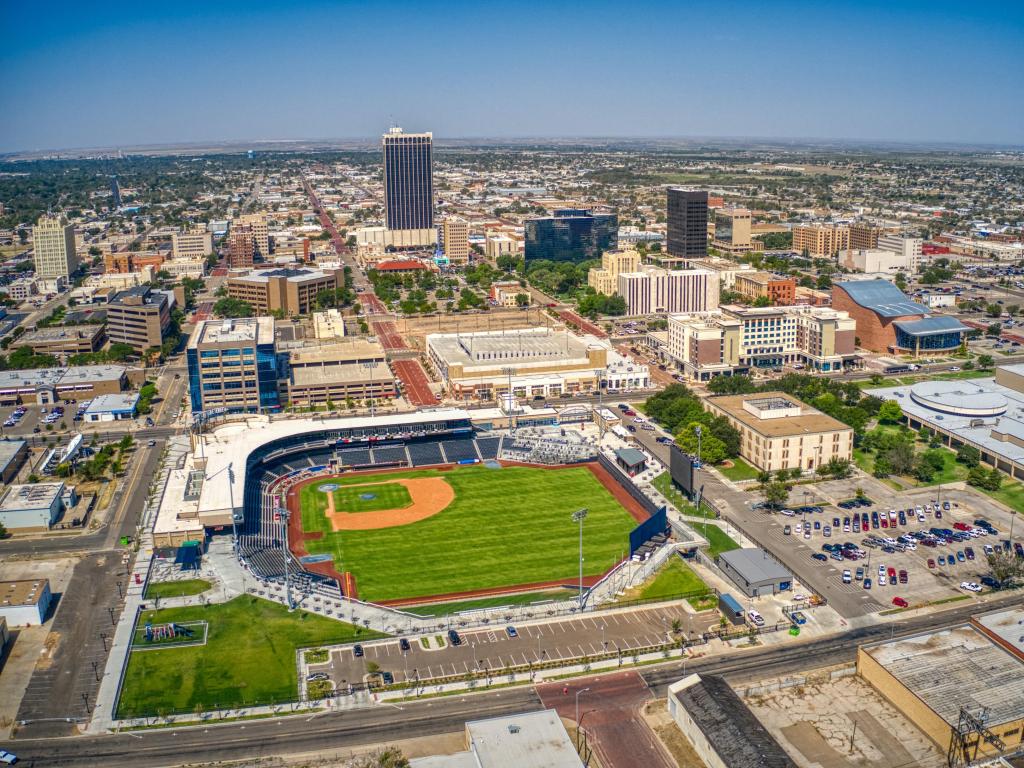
894,328,964,353
187,341,281,414
525,209,618,264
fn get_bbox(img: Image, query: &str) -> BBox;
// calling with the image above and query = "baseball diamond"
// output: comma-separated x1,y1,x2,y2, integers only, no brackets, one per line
287,463,646,604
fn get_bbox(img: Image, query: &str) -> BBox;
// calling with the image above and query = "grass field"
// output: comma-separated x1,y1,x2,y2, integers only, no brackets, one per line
982,480,1024,513
117,597,384,718
717,458,760,482
298,465,639,603
144,579,212,599
650,472,716,519
400,589,576,617
330,482,412,513
624,558,714,610
699,524,740,558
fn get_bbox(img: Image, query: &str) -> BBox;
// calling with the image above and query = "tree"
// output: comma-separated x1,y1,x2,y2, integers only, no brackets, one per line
764,481,790,509
820,457,853,479
515,293,529,307
956,444,981,468
675,422,727,465
213,297,254,318
986,303,1003,318
987,323,1002,337
977,354,994,369
986,548,1024,586
0,520,7,539
877,400,903,424
885,442,916,475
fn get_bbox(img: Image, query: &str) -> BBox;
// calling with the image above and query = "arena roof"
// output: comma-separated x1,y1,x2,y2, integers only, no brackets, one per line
834,280,928,317
893,316,969,336
196,409,471,518
908,381,1007,417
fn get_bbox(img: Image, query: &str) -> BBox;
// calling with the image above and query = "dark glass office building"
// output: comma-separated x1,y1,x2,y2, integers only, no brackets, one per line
524,208,618,264
110,175,122,209
666,188,708,258
382,128,434,231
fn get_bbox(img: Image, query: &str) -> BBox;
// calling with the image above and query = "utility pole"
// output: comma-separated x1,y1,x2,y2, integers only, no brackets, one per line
593,368,605,439
573,508,589,610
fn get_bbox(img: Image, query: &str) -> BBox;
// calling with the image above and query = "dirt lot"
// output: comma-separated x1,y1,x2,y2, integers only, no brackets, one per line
743,670,945,768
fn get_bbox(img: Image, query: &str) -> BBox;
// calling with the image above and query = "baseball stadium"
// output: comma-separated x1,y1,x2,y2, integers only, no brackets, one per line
192,408,667,608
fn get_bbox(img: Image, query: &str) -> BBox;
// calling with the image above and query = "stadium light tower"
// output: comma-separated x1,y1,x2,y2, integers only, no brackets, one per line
205,462,238,553
363,361,376,418
501,366,516,432
277,501,294,611
572,508,589,610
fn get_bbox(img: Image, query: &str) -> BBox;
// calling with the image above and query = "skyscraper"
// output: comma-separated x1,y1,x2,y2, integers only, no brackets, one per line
382,127,435,247
666,188,708,258
32,215,79,280
524,209,618,264
110,175,122,208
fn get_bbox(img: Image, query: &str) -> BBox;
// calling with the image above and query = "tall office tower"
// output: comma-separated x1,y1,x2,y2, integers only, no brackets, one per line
110,175,122,208
524,209,618,264
439,217,470,264
382,127,435,247
666,188,708,258
233,213,270,258
849,222,882,250
32,215,79,279
228,226,256,268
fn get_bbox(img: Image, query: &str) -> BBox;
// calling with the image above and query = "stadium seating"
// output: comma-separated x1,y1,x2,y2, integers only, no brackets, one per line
408,441,445,467
440,439,479,463
371,445,409,466
475,436,502,459
337,448,372,466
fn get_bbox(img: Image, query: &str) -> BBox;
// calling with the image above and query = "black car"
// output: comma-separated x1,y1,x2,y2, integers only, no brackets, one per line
381,672,395,685
353,644,364,657
811,553,828,562
448,629,462,646
399,638,410,652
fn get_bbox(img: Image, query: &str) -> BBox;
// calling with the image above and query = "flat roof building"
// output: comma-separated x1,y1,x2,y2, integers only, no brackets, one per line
106,285,173,352
187,317,280,414
0,579,53,626
227,267,341,317
84,392,139,421
171,229,213,260
20,324,106,357
439,216,470,265
712,207,758,254
0,482,67,531
704,391,853,472
312,308,347,340
587,248,641,296
525,208,617,264
285,340,395,407
857,613,1024,761
0,440,29,484
32,215,78,280
0,365,127,405
792,224,849,257
383,127,436,248
717,547,793,597
618,266,719,315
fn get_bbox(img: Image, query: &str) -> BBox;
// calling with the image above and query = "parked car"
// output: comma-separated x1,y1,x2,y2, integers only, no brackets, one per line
506,626,518,638
448,629,462,646
960,581,982,593
0,749,18,765
399,638,411,652
863,578,872,590
892,597,909,608
353,644,364,657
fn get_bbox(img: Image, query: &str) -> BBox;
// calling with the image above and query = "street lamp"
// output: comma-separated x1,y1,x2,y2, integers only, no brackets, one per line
572,509,589,610
575,687,590,728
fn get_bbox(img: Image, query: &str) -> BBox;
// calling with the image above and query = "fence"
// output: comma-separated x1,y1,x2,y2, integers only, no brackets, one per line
597,452,663,518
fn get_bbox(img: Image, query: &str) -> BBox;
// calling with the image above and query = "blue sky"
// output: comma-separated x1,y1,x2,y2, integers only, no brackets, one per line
1,0,1022,151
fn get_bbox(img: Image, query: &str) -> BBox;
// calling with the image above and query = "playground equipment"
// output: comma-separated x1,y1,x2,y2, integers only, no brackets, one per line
144,622,196,642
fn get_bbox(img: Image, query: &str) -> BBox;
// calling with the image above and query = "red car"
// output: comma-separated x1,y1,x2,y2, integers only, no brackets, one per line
898,569,908,584
892,597,909,608
953,522,971,532
887,567,897,582
927,558,936,568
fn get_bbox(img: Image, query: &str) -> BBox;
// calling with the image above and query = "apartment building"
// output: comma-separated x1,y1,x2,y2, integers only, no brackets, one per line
792,224,850,257
711,208,759,254
106,286,173,352
617,266,718,315
704,392,853,473
186,316,280,414
733,271,797,305
439,217,470,265
587,248,641,295
665,304,857,381
285,340,396,407
226,267,342,317
32,215,78,279
171,229,214,260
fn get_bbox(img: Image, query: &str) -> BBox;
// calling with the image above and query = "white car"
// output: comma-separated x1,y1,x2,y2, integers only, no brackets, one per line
960,581,982,593
0,749,17,765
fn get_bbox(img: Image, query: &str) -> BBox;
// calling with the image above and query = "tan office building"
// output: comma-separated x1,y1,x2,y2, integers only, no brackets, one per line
440,217,470,265
792,224,850,257
106,286,173,352
711,208,758,254
285,340,396,407
233,213,270,258
32,216,79,279
20,325,106,357
588,248,641,295
227,267,342,317
849,222,883,250
703,391,853,472
734,271,797,305
171,229,214,259
228,226,256,267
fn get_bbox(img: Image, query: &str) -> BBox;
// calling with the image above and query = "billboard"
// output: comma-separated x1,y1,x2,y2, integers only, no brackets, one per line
668,443,697,497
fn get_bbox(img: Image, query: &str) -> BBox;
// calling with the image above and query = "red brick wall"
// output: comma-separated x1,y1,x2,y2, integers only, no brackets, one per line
835,329,856,354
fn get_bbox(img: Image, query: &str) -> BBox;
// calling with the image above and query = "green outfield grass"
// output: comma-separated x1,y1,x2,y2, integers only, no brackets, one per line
144,579,212,599
299,465,639,603
303,481,413,514
117,597,384,718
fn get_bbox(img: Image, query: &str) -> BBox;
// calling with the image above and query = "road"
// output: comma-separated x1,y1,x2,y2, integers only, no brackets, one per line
10,592,1021,767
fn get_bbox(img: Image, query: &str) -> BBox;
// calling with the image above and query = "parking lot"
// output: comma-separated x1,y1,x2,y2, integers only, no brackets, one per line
312,604,719,688
746,481,1020,615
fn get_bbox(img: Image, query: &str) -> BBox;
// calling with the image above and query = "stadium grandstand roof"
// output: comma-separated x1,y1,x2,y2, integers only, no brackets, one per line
834,280,928,317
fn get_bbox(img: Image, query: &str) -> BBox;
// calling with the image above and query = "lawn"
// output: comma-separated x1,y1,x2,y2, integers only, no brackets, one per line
855,444,967,488
299,465,639,603
302,481,412,514
700,524,740,558
650,472,716,518
144,579,213,599
717,458,760,482
982,481,1024,513
633,558,710,602
117,597,384,718
400,589,576,616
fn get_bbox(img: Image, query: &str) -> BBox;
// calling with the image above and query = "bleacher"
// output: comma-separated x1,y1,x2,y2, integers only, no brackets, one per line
306,450,335,466
441,439,479,463
475,436,502,460
337,448,372,466
408,441,445,467
371,445,409,466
